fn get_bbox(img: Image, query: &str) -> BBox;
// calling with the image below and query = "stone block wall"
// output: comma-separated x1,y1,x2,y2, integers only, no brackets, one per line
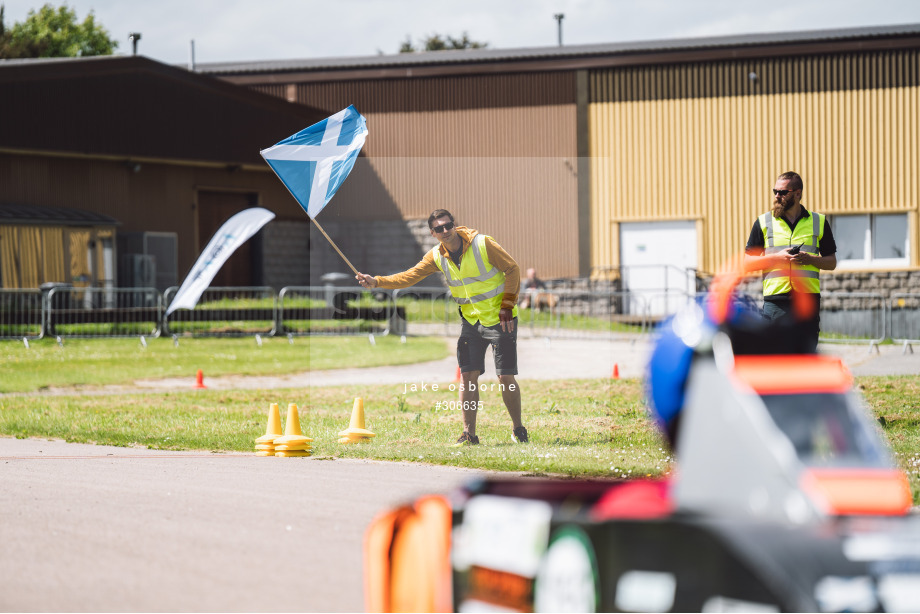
262,218,443,291
532,270,920,333
699,270,920,307
821,271,920,306
307,218,445,288
262,220,311,289
697,270,920,340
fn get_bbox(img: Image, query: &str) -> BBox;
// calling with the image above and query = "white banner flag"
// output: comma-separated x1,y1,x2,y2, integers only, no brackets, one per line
166,207,276,316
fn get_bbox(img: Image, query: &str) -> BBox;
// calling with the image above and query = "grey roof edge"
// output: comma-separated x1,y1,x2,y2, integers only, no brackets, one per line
0,54,123,67
0,202,121,226
194,22,920,75
0,54,331,121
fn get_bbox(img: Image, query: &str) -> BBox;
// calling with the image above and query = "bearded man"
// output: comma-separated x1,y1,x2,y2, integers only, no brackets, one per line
743,171,838,352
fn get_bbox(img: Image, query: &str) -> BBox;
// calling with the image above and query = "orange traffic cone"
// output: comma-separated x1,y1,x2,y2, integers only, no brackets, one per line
454,366,461,382
612,364,620,379
194,369,207,389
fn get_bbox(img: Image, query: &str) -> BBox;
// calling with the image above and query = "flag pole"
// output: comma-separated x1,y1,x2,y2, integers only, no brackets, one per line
260,155,360,276
311,216,359,275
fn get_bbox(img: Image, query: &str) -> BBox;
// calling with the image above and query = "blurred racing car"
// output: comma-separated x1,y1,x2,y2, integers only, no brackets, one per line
364,272,919,613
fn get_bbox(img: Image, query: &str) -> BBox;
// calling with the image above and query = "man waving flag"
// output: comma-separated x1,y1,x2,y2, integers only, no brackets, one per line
261,105,368,219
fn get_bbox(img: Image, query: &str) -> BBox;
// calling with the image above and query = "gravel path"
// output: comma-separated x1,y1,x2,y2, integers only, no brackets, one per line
6,336,914,397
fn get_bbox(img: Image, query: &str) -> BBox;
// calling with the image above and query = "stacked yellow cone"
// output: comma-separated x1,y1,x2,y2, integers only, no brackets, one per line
257,400,370,451
274,403,313,457
254,402,283,456
338,397,376,444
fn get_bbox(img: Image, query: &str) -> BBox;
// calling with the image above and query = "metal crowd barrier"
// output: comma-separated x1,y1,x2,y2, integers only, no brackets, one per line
519,288,650,341
0,286,905,347
0,288,43,340
278,286,403,337
163,286,277,338
45,286,162,339
818,292,887,349
392,287,457,337
390,287,651,342
890,293,920,353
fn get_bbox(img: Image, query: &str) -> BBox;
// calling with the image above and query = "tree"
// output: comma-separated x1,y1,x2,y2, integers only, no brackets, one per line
400,32,487,53
0,5,12,57
0,3,117,59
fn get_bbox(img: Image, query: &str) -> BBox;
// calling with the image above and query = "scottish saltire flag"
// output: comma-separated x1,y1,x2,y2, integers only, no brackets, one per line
166,208,276,316
260,105,368,219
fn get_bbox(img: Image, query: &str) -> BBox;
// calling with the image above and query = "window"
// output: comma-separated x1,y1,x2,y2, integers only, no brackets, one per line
761,392,890,468
829,213,909,268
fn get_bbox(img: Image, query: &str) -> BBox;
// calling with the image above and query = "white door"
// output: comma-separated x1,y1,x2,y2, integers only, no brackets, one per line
619,221,697,316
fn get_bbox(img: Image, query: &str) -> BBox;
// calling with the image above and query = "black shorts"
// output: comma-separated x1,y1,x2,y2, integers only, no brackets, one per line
457,317,518,376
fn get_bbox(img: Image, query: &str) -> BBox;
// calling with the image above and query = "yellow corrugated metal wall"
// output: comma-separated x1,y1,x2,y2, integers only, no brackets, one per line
589,50,920,275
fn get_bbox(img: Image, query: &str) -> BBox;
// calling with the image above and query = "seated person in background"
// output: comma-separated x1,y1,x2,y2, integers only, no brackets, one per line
519,268,557,311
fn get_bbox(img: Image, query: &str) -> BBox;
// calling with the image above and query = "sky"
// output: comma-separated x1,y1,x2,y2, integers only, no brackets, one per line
1,0,919,66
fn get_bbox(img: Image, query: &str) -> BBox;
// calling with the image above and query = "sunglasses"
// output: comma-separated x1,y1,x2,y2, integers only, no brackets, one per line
432,222,455,234
773,189,796,196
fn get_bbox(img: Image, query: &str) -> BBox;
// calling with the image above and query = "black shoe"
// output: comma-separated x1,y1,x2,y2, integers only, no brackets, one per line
512,426,529,443
454,432,480,446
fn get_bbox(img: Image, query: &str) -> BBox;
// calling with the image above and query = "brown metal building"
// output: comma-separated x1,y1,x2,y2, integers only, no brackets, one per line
202,23,920,289
203,52,582,280
0,55,332,290
4,25,918,296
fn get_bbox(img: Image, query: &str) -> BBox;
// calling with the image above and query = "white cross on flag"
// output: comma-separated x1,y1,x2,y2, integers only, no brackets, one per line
260,105,368,219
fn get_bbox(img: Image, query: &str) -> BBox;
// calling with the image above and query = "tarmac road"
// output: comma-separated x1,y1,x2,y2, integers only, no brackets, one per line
0,437,486,612
1,335,918,611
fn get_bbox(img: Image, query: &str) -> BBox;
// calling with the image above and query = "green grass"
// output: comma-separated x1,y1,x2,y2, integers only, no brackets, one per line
0,335,449,393
0,379,669,478
1,337,919,501
857,376,920,501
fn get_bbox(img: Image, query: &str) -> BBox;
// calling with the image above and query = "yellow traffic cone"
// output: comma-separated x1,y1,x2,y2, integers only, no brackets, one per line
255,402,284,455
339,397,376,442
255,403,283,443
274,403,313,455
275,450,312,457
349,397,366,429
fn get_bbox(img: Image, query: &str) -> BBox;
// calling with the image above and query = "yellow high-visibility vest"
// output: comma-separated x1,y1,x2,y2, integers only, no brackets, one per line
759,211,825,295
433,234,517,326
